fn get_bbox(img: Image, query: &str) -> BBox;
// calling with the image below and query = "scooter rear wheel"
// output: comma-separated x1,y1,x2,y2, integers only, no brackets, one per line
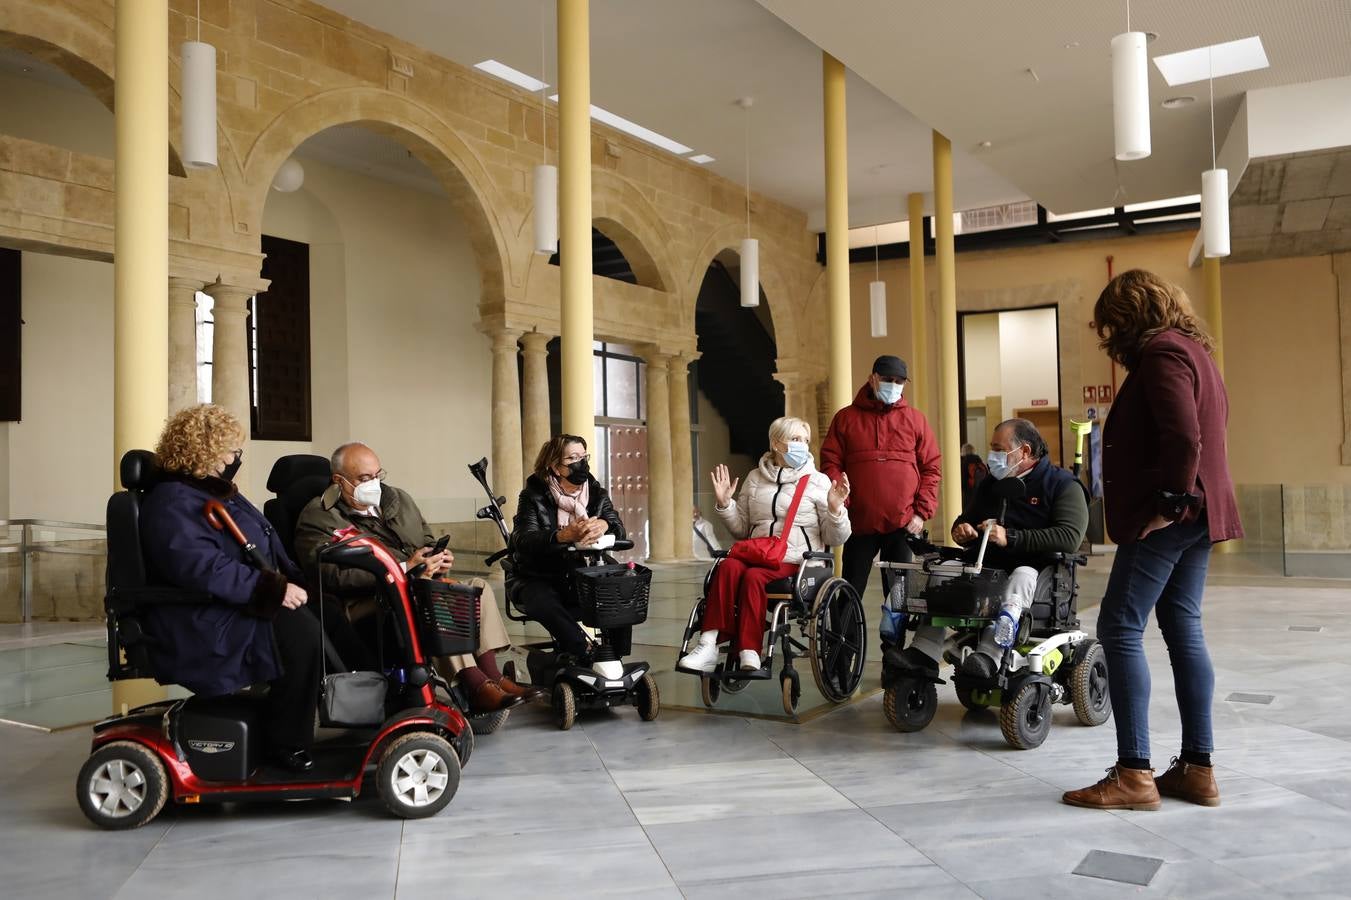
76,740,169,830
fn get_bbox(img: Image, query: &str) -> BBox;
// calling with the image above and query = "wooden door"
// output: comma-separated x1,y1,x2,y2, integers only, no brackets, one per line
606,425,648,562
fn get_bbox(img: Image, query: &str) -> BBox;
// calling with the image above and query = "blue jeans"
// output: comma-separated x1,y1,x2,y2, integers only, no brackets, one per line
1096,515,1214,761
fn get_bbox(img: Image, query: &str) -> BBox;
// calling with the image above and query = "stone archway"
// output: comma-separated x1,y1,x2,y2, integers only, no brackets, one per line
241,88,512,304
683,221,801,357
591,167,680,295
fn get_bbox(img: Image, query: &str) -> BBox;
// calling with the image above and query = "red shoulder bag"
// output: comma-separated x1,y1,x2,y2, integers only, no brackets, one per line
727,474,812,569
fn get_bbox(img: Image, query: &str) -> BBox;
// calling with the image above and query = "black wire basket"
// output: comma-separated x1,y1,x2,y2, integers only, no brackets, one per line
410,579,481,656
571,564,651,629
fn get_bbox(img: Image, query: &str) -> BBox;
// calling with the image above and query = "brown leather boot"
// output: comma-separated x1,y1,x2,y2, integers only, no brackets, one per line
468,679,513,713
1156,757,1220,807
496,676,542,700
1062,764,1161,810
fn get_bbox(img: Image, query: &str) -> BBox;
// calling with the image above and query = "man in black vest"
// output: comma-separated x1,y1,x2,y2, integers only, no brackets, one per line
892,418,1088,679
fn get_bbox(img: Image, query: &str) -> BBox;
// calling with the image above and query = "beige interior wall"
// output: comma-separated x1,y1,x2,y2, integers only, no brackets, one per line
961,312,1001,399
0,424,9,517
8,252,113,524
0,70,112,158
850,231,1349,489
693,388,753,542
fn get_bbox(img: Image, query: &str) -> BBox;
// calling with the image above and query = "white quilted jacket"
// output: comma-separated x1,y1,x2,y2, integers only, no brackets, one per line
715,453,851,565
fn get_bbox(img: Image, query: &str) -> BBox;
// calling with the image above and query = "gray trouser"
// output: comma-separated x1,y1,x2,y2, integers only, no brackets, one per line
908,563,1054,663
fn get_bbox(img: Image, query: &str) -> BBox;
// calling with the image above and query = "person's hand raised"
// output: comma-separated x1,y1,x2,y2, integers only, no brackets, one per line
711,464,739,509
827,473,850,515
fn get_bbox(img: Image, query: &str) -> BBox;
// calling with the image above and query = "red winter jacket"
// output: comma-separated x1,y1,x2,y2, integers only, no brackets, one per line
820,384,942,535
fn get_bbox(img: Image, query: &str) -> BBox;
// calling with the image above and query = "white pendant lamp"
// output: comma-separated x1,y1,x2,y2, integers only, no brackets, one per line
869,225,887,337
271,158,304,193
737,97,759,308
1201,49,1230,258
532,6,558,254
1111,1,1150,161
180,1,217,169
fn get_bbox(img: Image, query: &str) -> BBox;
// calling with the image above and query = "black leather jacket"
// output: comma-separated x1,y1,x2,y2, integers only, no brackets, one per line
509,473,626,581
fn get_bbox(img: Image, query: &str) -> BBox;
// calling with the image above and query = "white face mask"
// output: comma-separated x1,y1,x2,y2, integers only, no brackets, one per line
875,381,904,405
352,479,382,508
986,448,1021,480
783,440,810,469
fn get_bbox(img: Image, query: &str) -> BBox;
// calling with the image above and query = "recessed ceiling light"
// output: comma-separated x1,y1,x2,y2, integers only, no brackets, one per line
978,140,993,149
689,154,715,164
1161,95,1196,109
1153,36,1269,87
473,59,548,93
1064,41,1080,49
547,95,693,155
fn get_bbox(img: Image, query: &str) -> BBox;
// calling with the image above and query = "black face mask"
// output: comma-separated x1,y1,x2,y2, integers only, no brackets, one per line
563,459,590,486
221,452,243,483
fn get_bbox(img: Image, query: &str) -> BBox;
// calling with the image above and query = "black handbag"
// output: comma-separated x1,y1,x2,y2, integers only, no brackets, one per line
319,670,388,728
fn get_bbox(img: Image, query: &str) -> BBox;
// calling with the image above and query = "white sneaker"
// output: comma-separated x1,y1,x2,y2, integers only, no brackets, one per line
739,649,762,671
679,640,720,672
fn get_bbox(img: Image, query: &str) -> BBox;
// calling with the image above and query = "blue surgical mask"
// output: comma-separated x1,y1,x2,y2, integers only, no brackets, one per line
784,440,810,469
987,448,1019,480
875,381,904,405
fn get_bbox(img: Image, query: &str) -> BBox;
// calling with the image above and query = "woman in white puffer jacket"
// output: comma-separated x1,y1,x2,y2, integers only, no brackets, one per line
679,416,852,672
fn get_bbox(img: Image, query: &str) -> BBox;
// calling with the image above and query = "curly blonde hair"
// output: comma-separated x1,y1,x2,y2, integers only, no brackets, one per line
1093,269,1215,369
155,404,245,478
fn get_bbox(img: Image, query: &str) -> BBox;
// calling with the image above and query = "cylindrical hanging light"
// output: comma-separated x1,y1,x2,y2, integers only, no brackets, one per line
1112,31,1150,161
1201,169,1229,258
533,164,558,254
869,224,886,337
740,237,760,308
180,39,217,169
271,158,304,193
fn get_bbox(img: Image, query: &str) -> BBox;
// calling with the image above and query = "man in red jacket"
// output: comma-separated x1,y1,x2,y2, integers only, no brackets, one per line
821,355,942,608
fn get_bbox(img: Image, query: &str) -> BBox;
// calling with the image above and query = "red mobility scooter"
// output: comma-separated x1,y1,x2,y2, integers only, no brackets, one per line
76,450,475,829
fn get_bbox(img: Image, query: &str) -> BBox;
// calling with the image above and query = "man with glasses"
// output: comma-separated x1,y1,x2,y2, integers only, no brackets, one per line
820,355,942,640
294,442,526,712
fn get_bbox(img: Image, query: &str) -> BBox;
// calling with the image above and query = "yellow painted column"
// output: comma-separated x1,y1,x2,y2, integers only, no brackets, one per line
1203,256,1224,376
520,330,554,475
668,352,695,559
558,0,594,438
489,328,524,520
112,0,169,712
907,192,928,414
206,282,257,490
167,276,202,413
645,351,674,562
932,132,961,535
823,53,852,417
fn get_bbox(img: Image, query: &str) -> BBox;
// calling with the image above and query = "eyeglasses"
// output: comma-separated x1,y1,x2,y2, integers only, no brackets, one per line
561,453,589,465
342,468,386,485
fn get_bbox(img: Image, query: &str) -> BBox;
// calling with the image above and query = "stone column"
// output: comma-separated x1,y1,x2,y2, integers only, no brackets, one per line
489,328,525,520
644,350,675,562
933,131,962,536
205,282,254,427
112,0,168,711
558,0,594,437
908,192,929,414
668,352,695,559
823,52,853,417
168,276,203,413
520,330,553,475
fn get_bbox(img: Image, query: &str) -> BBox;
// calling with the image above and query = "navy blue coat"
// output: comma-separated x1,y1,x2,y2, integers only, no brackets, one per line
140,478,302,696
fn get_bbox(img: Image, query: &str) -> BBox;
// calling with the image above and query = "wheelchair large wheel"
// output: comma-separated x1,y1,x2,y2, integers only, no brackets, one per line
883,678,937,733
807,577,867,703
376,732,460,819
77,741,169,830
1000,681,1053,750
552,682,577,731
1069,640,1111,726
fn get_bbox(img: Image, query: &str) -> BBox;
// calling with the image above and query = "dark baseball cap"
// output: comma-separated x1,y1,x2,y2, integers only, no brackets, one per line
872,355,908,379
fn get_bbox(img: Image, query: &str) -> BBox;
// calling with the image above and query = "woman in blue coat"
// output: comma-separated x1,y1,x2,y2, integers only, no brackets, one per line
140,404,322,772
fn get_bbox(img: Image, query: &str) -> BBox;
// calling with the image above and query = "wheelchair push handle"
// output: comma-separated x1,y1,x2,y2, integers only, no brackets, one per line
203,499,273,572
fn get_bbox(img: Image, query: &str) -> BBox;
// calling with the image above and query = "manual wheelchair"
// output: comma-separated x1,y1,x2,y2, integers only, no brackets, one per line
675,550,867,716
877,526,1110,750
469,458,660,731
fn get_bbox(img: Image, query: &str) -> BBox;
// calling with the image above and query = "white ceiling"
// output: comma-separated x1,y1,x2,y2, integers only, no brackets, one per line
758,0,1351,215
314,0,1028,229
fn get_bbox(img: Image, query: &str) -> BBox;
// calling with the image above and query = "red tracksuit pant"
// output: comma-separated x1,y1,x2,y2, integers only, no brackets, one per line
700,558,800,653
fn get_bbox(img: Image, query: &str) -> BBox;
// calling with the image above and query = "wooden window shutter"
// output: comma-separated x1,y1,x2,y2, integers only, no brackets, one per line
251,235,311,441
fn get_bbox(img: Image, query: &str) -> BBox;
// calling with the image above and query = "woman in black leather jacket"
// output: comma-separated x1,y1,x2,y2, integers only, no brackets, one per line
509,434,626,658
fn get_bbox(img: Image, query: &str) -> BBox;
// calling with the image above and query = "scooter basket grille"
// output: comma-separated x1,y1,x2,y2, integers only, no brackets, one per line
572,564,651,629
410,580,480,656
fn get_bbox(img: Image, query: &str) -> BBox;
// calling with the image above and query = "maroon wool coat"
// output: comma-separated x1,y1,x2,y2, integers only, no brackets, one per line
1102,329,1243,546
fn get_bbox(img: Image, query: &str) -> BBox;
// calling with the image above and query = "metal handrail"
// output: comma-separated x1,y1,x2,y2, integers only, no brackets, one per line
1,520,106,623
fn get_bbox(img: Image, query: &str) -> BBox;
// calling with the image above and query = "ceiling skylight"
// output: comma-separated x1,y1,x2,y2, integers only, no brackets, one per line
689,154,716,164
473,59,549,93
548,95,693,155
1152,36,1269,87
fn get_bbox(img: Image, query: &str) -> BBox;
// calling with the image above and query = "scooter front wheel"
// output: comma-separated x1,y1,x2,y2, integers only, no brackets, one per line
76,741,169,830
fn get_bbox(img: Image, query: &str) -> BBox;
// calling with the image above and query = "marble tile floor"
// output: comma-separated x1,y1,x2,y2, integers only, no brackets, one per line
3,581,1351,898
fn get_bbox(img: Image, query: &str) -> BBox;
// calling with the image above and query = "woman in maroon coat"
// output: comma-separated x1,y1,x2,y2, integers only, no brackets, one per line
1064,270,1242,812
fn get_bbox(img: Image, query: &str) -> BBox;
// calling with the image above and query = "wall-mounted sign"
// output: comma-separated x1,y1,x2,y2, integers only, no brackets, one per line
1083,385,1098,403
1098,384,1114,403
1030,399,1050,407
